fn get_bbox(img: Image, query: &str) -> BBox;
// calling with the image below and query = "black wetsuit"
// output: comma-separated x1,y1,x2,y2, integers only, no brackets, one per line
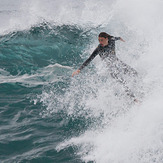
79,36,138,98
79,37,121,70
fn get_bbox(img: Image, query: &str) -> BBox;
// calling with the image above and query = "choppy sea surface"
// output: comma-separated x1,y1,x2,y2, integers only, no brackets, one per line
0,0,163,162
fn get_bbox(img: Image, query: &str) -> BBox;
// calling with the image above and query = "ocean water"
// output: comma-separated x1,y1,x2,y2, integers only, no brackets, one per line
0,0,163,163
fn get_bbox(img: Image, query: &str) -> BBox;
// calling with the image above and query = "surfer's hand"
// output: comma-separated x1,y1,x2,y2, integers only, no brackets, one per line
72,69,80,77
120,38,125,42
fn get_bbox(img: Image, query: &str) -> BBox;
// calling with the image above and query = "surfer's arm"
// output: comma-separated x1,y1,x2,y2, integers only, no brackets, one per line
72,47,99,77
112,37,125,42
78,47,99,71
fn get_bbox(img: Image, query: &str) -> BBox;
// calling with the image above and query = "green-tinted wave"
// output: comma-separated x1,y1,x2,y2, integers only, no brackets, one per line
0,23,92,76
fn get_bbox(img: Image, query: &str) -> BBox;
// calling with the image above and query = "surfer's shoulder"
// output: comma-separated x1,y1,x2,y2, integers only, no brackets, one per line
110,36,121,41
97,44,102,49
110,36,116,40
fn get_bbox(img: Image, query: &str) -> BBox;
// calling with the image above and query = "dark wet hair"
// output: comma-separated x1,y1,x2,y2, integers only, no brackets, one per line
98,32,112,39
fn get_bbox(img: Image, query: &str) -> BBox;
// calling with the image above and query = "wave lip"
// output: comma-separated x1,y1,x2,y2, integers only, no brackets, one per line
0,0,116,35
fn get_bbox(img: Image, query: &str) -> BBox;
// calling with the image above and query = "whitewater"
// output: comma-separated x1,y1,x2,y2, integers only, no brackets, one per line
0,0,163,162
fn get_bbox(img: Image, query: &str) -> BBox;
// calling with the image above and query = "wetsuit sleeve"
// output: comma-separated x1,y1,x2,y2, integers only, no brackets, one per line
79,47,99,71
111,37,121,41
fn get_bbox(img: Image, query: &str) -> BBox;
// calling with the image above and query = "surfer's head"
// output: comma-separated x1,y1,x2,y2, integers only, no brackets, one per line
98,32,111,47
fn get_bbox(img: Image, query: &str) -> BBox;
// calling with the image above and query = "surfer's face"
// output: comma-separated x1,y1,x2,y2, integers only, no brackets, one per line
98,37,108,47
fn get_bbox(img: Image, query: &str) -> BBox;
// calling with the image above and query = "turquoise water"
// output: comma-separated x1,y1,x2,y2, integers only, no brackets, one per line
0,24,95,162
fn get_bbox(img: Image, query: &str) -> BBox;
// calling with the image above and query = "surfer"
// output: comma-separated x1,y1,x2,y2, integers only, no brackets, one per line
72,32,138,102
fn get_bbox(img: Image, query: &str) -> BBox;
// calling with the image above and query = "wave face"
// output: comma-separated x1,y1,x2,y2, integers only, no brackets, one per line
1,0,163,162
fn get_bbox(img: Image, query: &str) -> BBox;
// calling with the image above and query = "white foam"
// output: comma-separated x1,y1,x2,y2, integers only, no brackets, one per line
0,0,116,35
0,63,72,87
55,0,163,162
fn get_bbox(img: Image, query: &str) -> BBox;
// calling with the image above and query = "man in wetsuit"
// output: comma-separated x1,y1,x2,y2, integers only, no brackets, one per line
72,32,138,101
